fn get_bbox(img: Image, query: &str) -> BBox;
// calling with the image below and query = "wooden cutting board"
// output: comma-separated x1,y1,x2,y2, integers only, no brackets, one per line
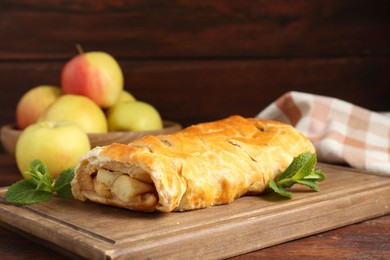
0,163,389,259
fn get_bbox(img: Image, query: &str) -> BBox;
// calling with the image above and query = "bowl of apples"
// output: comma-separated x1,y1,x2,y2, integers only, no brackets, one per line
1,50,182,175
1,119,182,156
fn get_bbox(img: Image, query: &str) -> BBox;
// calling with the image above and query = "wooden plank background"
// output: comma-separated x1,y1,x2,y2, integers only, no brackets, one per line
0,0,389,128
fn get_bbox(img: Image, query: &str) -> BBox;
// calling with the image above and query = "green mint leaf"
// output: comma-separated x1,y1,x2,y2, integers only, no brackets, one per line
277,180,295,189
24,160,53,192
277,152,313,181
35,173,52,193
269,180,293,198
4,179,52,204
53,168,75,198
4,160,75,205
30,160,48,175
291,154,317,181
295,179,320,192
304,170,327,181
269,152,326,198
28,160,46,181
285,152,316,182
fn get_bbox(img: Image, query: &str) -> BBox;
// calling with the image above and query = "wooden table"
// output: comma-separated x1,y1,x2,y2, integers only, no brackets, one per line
0,153,389,259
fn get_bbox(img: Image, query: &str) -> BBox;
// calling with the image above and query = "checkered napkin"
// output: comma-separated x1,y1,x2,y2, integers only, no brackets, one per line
257,91,390,175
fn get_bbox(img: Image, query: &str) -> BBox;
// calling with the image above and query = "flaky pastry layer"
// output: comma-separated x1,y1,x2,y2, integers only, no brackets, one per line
71,115,315,212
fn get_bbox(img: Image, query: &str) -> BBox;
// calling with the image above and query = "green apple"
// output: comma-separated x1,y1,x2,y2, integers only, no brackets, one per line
16,85,63,130
107,101,163,132
39,94,108,133
15,120,91,179
61,51,124,109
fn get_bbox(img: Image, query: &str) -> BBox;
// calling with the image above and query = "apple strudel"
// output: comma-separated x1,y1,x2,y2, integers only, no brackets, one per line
71,115,315,212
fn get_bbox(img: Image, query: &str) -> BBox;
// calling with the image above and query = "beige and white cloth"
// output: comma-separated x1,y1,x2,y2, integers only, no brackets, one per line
257,91,390,175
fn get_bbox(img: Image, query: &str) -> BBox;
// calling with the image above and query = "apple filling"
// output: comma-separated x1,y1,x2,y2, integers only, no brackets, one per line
92,168,157,205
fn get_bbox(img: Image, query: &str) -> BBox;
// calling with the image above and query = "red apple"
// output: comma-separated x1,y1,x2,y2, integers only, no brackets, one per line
61,51,124,108
16,85,63,130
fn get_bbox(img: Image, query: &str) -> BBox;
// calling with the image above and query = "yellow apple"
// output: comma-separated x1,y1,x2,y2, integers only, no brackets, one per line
16,85,63,130
15,120,91,179
107,101,163,132
39,94,108,133
113,90,136,105
61,51,124,108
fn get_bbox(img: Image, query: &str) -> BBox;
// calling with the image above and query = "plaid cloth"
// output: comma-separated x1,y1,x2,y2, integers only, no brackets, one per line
257,91,390,175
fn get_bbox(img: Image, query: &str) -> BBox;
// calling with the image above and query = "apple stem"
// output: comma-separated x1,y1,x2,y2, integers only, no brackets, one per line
76,44,84,54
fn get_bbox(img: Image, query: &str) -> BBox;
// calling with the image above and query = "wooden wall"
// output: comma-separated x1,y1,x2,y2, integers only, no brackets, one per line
0,0,389,128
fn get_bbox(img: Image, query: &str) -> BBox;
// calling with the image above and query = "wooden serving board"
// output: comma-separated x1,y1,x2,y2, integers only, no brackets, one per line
0,163,389,259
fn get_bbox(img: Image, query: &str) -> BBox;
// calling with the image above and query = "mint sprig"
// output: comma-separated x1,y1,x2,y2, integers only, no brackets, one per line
4,160,75,205
269,152,326,198
53,168,75,198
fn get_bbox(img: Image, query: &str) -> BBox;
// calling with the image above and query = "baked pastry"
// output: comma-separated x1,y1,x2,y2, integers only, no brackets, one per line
71,115,315,212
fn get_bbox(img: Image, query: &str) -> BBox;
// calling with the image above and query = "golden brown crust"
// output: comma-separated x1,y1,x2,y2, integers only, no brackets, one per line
71,115,315,212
